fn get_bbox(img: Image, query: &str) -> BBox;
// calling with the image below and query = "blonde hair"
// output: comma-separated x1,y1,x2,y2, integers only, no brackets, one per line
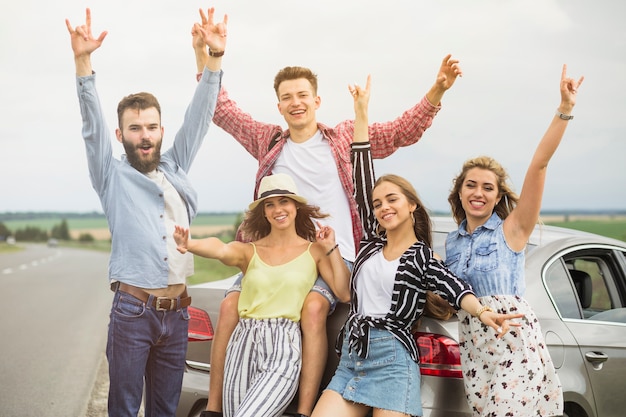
448,156,518,224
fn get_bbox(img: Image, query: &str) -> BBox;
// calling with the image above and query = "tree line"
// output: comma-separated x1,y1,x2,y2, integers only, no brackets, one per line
0,219,95,243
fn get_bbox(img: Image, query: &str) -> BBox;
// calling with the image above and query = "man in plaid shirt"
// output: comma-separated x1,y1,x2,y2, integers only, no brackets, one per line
192,18,462,417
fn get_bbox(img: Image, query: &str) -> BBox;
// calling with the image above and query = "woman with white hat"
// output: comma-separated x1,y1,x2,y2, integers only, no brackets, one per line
173,174,350,417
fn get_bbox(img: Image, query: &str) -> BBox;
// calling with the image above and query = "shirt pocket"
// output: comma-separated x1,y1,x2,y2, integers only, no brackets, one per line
444,252,461,269
474,243,498,272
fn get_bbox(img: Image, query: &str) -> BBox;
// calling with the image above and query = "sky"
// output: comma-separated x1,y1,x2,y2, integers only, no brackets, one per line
1,0,625,214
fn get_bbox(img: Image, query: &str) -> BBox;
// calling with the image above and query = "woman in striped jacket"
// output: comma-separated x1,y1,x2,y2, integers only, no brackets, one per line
311,77,522,417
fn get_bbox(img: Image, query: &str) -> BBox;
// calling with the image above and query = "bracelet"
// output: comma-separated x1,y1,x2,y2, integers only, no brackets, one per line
556,109,574,120
326,243,339,256
208,49,225,57
475,305,494,318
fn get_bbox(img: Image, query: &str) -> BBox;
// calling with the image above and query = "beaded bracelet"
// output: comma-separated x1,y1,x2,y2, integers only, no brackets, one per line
326,243,339,256
475,305,494,318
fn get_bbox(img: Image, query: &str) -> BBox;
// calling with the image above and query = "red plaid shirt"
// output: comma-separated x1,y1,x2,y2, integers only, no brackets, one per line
213,88,441,249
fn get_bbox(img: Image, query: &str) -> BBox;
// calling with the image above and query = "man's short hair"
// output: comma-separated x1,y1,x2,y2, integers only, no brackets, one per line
117,92,161,129
273,66,318,97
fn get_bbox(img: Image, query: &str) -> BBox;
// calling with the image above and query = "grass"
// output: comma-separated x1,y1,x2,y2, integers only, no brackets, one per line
2,213,240,232
188,257,240,285
36,228,241,285
4,214,625,285
544,219,626,242
0,243,23,254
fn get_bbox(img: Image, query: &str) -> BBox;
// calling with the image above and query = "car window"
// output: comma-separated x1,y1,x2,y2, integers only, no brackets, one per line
545,261,581,319
546,247,626,323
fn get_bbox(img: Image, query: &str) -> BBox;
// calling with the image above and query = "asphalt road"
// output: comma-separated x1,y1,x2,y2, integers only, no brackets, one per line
0,244,112,417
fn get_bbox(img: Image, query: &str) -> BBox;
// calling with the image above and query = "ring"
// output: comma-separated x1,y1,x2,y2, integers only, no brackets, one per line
496,327,503,333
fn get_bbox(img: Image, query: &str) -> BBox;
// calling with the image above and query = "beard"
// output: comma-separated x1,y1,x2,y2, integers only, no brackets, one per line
122,137,162,173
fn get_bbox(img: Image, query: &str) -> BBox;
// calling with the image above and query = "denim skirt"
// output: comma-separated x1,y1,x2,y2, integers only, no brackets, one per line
325,328,422,416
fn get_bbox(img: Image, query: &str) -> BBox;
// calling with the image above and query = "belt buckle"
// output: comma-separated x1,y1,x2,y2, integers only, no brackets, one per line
156,297,175,311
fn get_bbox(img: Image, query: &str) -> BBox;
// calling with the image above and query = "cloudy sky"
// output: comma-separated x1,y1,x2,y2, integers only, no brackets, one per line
1,0,625,214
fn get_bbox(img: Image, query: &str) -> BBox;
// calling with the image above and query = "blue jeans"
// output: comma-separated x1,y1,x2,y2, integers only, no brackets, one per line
106,289,190,417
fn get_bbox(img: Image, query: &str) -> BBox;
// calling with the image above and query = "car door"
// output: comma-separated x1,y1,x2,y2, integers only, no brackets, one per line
545,245,626,417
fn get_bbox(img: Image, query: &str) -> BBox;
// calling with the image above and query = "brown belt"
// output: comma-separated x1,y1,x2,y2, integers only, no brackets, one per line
111,282,192,311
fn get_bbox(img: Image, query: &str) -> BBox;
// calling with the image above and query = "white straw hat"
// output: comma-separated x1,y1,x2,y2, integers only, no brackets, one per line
248,173,307,210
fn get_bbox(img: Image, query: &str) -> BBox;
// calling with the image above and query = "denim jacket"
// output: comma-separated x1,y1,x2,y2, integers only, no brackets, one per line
76,68,222,288
445,212,525,297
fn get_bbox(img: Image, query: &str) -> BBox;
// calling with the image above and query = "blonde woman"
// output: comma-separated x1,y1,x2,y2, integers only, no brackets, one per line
445,65,583,416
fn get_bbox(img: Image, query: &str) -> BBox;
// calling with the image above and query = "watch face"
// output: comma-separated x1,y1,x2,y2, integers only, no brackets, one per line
558,112,573,120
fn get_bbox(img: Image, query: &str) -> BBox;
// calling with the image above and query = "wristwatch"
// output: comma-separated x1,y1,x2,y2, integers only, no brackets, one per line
556,110,574,120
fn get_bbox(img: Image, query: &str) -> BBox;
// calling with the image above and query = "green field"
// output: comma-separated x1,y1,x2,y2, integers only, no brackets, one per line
2,212,240,231
2,213,625,283
544,219,626,242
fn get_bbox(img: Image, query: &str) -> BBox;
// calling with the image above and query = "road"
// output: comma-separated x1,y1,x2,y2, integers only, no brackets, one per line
0,244,112,417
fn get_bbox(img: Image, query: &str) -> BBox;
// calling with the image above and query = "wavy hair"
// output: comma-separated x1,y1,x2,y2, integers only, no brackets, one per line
239,199,328,242
447,156,518,225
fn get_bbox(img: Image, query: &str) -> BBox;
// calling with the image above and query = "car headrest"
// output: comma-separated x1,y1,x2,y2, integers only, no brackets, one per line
570,270,592,309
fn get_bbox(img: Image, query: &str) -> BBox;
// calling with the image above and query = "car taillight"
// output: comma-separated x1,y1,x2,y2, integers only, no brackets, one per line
416,332,462,379
188,306,214,342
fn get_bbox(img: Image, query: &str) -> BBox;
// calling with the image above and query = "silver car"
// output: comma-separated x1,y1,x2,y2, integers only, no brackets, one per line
177,217,626,417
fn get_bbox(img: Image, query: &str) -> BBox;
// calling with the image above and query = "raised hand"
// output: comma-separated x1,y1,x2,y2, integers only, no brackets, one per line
435,54,463,92
348,75,371,143
426,54,463,106
193,7,228,53
348,75,372,111
65,8,107,59
559,64,584,111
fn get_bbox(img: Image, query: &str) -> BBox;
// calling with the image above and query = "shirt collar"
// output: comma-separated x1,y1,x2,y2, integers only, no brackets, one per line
456,212,502,236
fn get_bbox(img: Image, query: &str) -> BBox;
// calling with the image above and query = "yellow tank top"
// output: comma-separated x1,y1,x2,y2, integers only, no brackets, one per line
238,242,317,322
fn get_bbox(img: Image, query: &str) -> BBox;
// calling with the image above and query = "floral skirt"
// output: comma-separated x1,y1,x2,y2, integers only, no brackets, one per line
458,295,563,417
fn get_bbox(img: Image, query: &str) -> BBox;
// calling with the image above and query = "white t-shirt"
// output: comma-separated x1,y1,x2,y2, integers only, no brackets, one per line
273,130,356,262
146,169,193,285
356,250,399,317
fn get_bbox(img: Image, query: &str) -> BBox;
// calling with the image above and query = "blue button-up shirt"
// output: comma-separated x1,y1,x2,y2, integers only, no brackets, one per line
76,68,222,288
445,212,526,297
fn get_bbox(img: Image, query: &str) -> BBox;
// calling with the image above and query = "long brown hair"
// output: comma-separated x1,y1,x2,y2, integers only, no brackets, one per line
239,199,328,242
447,156,518,225
374,174,432,247
422,291,455,320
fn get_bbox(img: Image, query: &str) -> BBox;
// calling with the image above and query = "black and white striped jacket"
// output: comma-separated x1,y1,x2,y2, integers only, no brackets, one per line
342,143,473,362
